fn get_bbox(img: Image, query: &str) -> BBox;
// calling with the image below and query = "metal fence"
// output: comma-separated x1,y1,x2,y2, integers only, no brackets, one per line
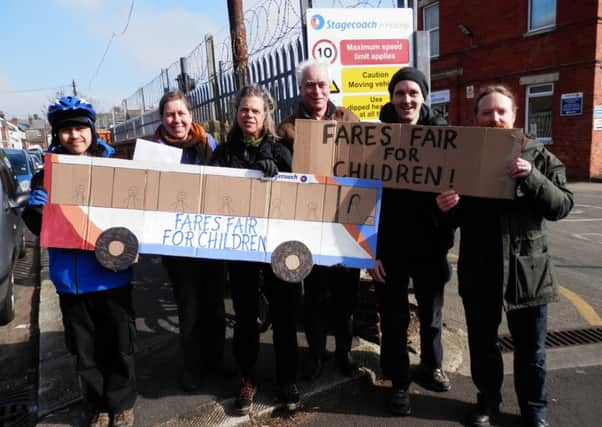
113,35,306,143
111,0,407,143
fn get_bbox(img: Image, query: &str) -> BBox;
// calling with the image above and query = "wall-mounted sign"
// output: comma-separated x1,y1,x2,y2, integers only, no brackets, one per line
430,89,450,105
560,92,583,116
307,8,414,120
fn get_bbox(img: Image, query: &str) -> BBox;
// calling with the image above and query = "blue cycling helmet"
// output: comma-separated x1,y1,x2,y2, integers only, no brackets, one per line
47,96,96,130
47,96,99,154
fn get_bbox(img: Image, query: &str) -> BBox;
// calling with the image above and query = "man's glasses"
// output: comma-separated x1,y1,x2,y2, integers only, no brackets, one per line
303,81,329,90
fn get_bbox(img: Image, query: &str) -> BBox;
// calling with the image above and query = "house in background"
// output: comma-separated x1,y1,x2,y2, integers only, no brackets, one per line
0,113,25,149
418,0,602,180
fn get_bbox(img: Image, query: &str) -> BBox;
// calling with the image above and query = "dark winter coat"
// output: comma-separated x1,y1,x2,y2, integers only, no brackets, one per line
376,103,455,265
452,137,574,310
278,100,359,155
23,140,133,294
210,128,292,173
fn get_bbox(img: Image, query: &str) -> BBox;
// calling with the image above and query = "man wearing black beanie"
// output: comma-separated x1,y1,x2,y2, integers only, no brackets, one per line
387,66,430,101
369,66,454,416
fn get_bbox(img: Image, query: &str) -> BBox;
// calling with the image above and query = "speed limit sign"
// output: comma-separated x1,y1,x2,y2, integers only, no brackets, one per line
312,39,338,64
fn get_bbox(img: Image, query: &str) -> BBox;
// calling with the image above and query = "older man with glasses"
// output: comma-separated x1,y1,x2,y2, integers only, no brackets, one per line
279,60,361,382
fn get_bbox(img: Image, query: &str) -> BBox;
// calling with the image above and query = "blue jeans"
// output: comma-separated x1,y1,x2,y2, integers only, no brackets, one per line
463,297,548,421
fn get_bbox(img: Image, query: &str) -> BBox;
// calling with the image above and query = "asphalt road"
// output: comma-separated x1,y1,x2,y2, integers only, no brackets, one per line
0,182,600,427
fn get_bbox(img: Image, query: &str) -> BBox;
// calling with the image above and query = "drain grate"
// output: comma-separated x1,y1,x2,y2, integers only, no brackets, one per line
0,387,36,427
499,326,602,353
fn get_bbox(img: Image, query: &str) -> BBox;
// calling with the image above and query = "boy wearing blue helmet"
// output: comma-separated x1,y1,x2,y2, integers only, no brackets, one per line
23,96,137,427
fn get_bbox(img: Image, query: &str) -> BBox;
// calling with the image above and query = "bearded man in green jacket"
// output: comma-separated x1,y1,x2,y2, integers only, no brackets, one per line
437,85,574,427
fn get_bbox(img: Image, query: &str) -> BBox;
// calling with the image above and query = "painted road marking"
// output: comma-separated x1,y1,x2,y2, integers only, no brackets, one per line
560,286,602,326
449,253,602,326
574,204,602,210
571,233,602,243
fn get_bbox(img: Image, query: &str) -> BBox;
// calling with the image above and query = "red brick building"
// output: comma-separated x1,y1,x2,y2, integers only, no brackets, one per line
418,0,602,180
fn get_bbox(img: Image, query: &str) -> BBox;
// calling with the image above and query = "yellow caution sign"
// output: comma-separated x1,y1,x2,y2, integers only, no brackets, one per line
330,80,341,93
342,67,399,93
342,94,388,120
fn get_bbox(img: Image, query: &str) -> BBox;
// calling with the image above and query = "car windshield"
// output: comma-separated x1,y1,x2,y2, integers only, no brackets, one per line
5,151,28,175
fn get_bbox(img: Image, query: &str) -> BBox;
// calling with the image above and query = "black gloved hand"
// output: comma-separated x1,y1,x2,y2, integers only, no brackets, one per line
256,159,278,177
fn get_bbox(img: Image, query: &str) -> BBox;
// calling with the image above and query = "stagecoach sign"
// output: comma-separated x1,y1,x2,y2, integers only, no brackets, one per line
307,7,414,120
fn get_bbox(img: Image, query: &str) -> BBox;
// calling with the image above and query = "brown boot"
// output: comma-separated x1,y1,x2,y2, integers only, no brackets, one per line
89,412,110,427
112,408,135,427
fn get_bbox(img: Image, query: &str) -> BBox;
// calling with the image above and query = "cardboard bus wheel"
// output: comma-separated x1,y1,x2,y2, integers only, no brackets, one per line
95,227,139,271
271,240,313,283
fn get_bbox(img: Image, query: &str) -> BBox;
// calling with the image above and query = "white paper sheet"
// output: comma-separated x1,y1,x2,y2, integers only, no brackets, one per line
133,138,182,165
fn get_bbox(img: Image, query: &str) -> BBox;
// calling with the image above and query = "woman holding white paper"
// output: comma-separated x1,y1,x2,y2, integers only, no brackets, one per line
153,90,227,392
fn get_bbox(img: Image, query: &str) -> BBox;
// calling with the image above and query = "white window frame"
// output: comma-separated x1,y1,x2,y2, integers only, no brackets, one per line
525,83,554,144
422,2,439,58
528,0,557,32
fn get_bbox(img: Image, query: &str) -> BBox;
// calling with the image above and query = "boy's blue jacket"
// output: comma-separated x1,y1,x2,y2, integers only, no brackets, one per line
25,139,133,294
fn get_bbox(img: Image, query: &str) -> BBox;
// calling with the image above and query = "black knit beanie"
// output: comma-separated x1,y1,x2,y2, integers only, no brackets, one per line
387,67,429,99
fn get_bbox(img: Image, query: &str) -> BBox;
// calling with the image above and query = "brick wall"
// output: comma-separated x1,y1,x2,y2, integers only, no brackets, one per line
425,0,601,179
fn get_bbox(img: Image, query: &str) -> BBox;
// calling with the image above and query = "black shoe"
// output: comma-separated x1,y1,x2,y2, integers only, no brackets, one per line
419,365,451,392
303,355,323,381
180,370,201,392
279,383,301,411
524,416,550,427
336,351,359,377
467,402,499,427
390,387,411,416
234,378,256,416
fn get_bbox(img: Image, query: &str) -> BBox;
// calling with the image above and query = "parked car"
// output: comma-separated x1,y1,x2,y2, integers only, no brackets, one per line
0,150,28,325
27,147,44,171
2,148,36,193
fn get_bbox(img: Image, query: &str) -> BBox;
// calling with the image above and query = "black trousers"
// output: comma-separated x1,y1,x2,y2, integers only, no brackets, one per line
376,254,450,388
229,260,301,385
58,285,137,412
303,265,359,359
163,256,226,374
464,295,548,420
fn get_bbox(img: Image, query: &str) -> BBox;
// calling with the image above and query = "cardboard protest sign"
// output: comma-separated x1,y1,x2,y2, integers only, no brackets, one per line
40,154,382,281
292,119,525,199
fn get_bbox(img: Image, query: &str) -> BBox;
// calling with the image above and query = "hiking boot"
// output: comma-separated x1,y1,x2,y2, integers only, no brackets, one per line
112,408,135,427
279,383,301,411
467,401,499,427
418,365,451,392
89,412,110,427
234,378,256,416
390,387,411,416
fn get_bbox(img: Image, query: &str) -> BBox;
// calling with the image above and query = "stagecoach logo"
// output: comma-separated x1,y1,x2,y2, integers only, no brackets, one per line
311,14,325,30
276,173,304,182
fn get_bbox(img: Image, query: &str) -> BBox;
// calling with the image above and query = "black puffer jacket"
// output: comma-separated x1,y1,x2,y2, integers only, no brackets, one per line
210,128,292,172
376,103,455,265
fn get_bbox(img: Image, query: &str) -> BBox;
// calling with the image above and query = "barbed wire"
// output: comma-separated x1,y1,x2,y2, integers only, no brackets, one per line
117,0,396,113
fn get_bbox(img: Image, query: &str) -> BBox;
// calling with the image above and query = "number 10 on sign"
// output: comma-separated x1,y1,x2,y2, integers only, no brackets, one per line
312,39,338,64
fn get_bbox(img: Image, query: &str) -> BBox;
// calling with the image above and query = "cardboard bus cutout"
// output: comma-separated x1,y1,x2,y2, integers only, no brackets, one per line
40,154,382,282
